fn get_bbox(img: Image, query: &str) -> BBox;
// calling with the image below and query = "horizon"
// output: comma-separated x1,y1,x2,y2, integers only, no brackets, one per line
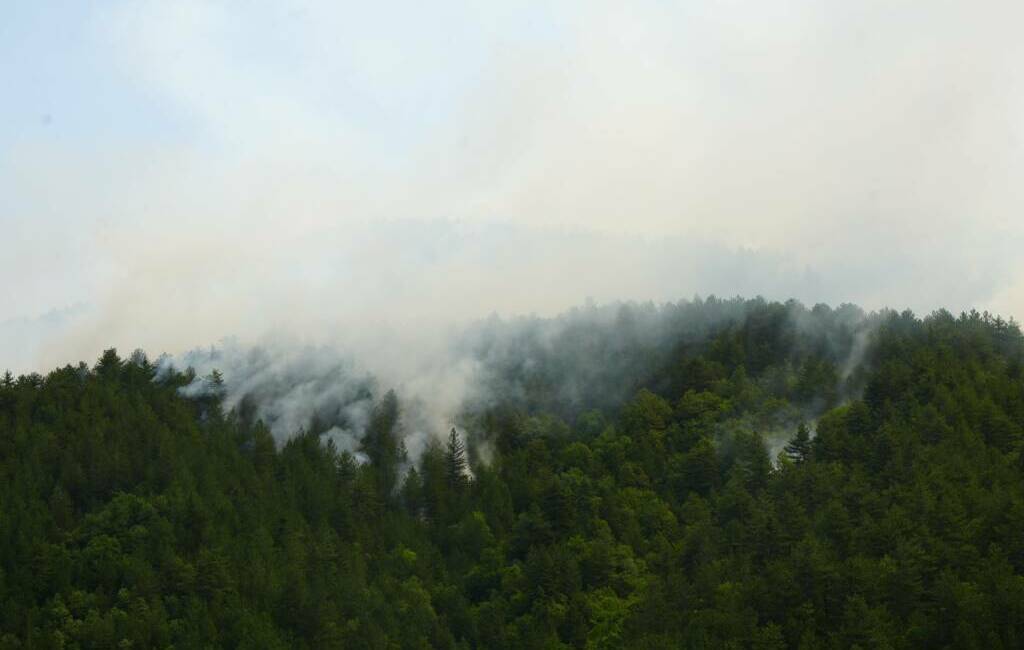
3,1,1023,373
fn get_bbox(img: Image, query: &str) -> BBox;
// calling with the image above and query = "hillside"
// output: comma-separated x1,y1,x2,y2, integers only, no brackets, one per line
2,299,1024,648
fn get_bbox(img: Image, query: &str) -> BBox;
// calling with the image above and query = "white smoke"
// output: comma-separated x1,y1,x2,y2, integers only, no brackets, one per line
4,2,1020,462
156,331,480,461
145,297,882,465
4,0,1024,376
161,339,375,445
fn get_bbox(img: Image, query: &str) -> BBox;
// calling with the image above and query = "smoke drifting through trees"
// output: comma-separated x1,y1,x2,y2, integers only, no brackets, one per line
6,301,1024,647
159,342,375,447
155,297,882,466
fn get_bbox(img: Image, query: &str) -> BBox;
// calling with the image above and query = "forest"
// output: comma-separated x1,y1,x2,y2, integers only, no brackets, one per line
2,297,1024,648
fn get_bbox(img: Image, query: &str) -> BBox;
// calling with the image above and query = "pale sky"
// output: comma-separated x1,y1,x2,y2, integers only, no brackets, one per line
2,1,1023,372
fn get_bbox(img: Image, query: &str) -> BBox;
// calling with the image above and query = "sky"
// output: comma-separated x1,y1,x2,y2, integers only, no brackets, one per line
2,0,1024,374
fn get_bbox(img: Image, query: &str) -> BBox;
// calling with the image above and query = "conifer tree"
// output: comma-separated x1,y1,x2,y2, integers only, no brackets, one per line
445,427,468,490
784,422,812,464
361,390,406,501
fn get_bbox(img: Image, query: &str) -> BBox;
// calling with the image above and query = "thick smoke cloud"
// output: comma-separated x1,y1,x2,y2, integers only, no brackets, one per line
156,336,475,461
2,1,1022,428
162,341,375,446
148,297,878,462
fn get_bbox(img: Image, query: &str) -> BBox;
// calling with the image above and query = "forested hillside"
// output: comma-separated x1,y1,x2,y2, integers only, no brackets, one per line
2,299,1024,648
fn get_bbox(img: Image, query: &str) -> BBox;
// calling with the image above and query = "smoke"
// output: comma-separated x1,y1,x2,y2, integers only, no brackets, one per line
4,1,1024,346
143,296,883,465
155,331,479,462
160,340,375,443
0,304,91,377
2,1,1022,460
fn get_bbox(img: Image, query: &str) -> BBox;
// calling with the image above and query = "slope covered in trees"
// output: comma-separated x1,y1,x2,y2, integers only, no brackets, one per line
2,298,1024,648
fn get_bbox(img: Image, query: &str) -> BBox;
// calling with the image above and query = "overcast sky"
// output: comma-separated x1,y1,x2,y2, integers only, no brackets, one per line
2,1,1023,372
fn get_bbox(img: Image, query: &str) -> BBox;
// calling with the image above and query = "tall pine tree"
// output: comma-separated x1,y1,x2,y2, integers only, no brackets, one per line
445,427,468,490
784,422,812,464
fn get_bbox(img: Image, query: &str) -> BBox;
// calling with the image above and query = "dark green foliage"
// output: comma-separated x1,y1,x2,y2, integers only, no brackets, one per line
784,423,812,464
361,389,406,506
446,428,468,491
2,303,1024,648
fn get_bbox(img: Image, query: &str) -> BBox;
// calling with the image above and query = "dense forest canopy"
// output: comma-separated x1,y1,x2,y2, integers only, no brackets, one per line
2,297,1024,648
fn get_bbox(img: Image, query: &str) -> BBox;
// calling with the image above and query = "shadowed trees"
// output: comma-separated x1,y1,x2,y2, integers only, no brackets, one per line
1,303,1023,647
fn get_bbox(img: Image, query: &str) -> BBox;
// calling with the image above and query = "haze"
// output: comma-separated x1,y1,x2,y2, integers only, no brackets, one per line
2,1,1023,373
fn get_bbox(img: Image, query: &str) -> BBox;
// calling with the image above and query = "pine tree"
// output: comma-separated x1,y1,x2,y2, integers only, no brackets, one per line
445,427,468,490
95,348,122,379
361,390,406,502
401,466,424,518
784,422,812,464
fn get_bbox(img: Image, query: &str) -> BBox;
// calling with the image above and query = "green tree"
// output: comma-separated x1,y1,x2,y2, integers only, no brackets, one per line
445,427,468,490
360,390,406,502
784,422,812,464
